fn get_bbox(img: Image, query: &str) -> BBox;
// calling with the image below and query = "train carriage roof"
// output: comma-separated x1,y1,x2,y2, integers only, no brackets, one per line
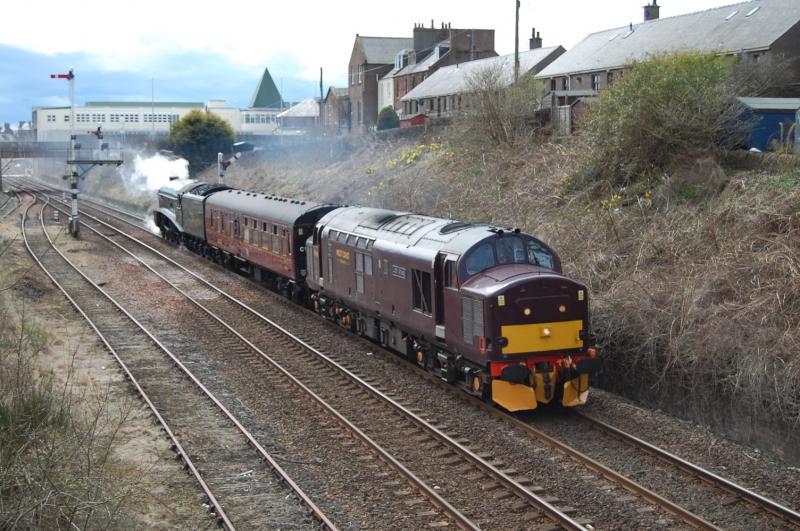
206,189,335,226
318,206,512,256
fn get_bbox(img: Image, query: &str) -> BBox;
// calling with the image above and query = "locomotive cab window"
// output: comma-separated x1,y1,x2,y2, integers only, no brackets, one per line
496,237,526,264
527,239,554,269
465,243,496,275
412,269,432,315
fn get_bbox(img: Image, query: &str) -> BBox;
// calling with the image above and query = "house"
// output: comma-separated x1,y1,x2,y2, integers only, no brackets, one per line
400,45,565,119
536,0,800,98
277,97,320,133
321,87,350,133
381,22,497,117
737,97,800,151
348,35,413,132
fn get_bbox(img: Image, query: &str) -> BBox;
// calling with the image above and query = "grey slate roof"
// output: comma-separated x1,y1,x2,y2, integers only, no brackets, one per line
401,47,564,101
537,0,800,78
277,97,319,118
358,36,413,64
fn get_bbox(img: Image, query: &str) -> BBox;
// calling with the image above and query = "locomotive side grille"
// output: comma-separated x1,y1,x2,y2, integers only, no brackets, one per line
462,296,483,345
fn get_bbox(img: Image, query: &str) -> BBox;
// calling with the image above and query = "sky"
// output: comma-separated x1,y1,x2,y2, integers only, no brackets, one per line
0,0,740,123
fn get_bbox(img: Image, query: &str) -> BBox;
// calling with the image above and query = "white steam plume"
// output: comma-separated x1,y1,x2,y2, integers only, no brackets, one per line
122,153,190,192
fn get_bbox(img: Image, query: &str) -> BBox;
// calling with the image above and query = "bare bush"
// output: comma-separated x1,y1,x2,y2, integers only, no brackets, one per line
451,64,547,150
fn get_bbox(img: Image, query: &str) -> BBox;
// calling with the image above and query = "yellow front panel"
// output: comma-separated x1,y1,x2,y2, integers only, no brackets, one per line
491,380,538,412
501,320,584,354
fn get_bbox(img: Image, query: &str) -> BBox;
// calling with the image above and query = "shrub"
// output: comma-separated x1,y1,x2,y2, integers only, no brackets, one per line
584,51,749,186
377,106,400,131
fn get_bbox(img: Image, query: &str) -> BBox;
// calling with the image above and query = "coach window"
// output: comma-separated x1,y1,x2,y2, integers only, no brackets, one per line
365,255,373,275
347,234,357,246
272,225,280,253
328,230,338,242
412,269,432,315
382,259,389,276
243,218,250,243
233,217,240,238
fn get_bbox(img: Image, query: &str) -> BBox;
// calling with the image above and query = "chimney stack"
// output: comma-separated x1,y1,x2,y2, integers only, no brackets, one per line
529,28,543,50
644,0,660,22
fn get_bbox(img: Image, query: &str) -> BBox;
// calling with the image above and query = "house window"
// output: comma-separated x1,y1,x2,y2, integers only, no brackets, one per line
550,79,556,91
561,77,569,90
591,74,600,91
358,64,363,84
607,71,614,86
411,269,432,315
357,101,362,124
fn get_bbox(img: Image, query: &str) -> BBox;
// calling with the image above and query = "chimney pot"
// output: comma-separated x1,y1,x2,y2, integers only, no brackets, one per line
643,0,660,22
529,28,543,50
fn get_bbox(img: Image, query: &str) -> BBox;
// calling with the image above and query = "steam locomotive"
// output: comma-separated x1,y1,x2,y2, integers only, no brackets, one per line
156,179,599,412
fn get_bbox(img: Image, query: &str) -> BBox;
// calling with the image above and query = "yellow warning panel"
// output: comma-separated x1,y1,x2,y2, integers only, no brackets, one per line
561,374,590,407
491,380,537,412
501,320,584,354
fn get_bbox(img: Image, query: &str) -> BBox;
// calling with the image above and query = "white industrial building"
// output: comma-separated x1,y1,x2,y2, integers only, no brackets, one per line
32,100,281,141
31,66,288,141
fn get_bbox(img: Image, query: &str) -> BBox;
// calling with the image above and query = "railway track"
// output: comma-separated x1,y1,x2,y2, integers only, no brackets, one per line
15,178,800,529
20,195,335,531
24,183,592,529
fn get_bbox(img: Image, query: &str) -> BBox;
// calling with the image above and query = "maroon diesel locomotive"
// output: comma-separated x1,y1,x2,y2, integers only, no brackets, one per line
156,181,598,412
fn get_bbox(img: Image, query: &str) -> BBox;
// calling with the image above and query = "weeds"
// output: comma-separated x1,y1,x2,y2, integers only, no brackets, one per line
0,303,138,529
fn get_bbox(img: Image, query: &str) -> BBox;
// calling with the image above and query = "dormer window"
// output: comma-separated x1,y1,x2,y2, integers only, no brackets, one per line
395,52,409,70
434,45,449,61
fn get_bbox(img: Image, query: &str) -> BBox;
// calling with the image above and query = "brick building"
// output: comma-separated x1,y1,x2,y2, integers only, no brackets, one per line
348,35,413,132
381,22,496,116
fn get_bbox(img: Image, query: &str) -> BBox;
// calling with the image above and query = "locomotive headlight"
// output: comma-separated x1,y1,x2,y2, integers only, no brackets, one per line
523,308,531,316
542,327,552,337
559,305,566,313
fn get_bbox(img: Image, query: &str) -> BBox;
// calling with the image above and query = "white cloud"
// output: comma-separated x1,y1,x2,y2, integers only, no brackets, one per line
0,0,736,84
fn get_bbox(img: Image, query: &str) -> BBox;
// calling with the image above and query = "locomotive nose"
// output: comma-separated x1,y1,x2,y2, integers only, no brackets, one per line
494,276,588,356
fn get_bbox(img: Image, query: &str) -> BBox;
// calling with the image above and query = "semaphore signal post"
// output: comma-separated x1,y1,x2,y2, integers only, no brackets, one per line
51,68,122,237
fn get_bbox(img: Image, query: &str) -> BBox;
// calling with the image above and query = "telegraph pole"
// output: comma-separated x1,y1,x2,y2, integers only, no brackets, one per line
514,0,521,83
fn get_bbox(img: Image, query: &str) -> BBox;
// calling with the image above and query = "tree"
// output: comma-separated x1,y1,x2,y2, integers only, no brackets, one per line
585,51,749,185
377,106,400,131
166,110,235,174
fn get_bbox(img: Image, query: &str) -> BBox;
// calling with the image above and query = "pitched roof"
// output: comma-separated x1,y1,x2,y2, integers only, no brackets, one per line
277,97,319,118
249,67,283,108
401,47,564,101
357,36,414,64
324,86,349,102
537,0,800,78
